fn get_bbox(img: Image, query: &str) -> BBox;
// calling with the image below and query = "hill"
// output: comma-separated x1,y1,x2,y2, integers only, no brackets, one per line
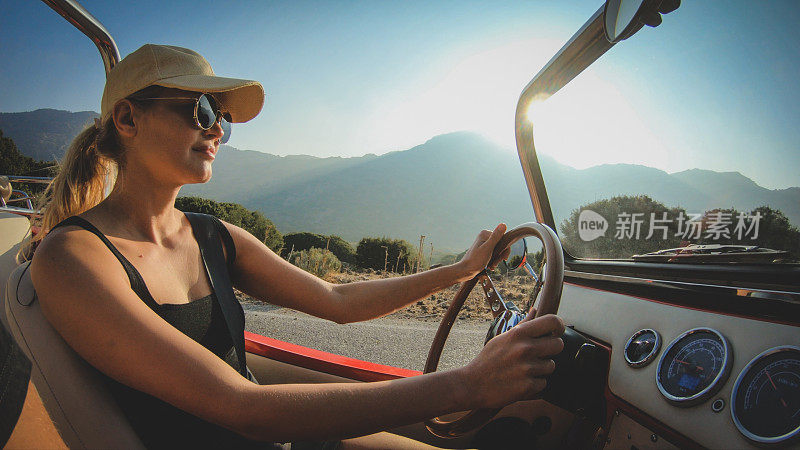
238,132,536,250
2,109,798,251
0,109,98,161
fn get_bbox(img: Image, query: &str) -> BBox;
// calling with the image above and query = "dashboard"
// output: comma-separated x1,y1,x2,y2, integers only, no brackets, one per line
558,279,800,448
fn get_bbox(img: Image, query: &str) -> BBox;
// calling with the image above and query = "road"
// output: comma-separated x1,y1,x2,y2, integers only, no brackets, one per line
244,303,488,372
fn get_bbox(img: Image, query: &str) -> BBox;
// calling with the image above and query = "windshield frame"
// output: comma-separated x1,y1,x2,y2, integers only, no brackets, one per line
515,4,800,296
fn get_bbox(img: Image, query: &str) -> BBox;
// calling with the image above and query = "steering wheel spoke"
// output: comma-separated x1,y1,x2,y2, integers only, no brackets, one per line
524,255,547,313
477,271,514,318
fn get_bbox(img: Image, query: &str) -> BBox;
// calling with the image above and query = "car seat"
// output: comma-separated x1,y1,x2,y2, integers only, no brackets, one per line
1,211,145,449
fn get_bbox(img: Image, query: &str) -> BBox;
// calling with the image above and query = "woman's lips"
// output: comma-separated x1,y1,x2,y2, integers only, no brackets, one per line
194,145,217,159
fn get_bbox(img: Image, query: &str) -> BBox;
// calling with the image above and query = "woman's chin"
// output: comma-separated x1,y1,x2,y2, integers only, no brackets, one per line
195,160,214,182
181,166,213,185
195,170,213,184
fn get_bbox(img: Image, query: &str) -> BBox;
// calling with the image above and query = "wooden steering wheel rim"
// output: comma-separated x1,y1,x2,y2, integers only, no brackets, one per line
423,222,565,439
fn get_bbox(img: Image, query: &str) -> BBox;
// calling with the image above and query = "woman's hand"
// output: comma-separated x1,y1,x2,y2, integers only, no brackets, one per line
454,223,508,282
458,314,565,410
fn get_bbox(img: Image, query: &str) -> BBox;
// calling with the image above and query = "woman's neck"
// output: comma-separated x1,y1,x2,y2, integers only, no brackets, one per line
88,174,185,244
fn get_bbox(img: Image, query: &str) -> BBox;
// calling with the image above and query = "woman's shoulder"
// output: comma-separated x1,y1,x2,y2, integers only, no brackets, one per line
31,217,125,288
35,217,98,257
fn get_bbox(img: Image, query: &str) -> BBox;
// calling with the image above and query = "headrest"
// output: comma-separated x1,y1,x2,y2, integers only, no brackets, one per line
0,176,11,203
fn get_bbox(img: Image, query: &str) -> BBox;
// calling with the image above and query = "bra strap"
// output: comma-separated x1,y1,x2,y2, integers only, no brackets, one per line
51,216,160,310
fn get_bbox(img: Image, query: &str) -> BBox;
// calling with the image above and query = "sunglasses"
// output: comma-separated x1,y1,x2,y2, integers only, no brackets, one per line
133,93,232,144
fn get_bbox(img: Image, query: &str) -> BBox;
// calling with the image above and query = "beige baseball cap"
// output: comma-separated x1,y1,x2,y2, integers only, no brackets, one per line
100,44,264,123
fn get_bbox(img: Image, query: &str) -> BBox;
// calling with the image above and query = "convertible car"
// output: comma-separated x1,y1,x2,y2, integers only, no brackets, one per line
1,0,798,448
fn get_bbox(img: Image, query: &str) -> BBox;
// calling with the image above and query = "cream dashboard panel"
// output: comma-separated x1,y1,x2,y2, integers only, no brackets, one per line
558,281,800,449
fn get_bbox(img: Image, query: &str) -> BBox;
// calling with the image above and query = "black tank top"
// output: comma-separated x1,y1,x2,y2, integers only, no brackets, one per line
52,215,278,449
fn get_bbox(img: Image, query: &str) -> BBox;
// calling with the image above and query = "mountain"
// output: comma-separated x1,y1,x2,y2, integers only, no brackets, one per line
0,109,99,162
669,169,800,221
183,147,376,201
2,109,798,251
238,132,536,250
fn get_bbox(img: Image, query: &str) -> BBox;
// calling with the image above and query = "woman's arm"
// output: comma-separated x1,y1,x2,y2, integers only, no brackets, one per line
227,223,507,323
31,228,563,442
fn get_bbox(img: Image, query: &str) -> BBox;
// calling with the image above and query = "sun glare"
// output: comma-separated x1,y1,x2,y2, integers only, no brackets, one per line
525,101,538,124
527,69,671,171
360,39,561,154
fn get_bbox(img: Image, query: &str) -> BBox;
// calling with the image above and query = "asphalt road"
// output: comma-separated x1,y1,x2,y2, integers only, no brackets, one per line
243,303,488,372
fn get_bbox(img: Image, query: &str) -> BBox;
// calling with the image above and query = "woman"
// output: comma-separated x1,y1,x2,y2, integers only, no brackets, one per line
29,44,564,449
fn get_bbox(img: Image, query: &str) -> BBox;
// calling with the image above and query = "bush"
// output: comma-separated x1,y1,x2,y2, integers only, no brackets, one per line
289,248,341,277
695,206,800,261
559,195,685,259
559,195,800,261
0,129,57,196
356,237,417,273
175,196,283,251
282,232,356,264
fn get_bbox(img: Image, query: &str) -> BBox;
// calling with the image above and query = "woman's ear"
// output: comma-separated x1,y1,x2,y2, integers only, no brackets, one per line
112,100,138,139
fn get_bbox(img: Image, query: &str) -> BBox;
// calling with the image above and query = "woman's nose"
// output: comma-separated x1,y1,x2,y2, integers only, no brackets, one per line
204,119,224,142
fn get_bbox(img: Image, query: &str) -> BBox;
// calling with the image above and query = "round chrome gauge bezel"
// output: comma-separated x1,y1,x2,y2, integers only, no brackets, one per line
656,327,733,407
731,345,800,446
624,328,661,368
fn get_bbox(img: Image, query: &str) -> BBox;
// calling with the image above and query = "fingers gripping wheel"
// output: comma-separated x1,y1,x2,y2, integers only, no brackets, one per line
423,222,565,438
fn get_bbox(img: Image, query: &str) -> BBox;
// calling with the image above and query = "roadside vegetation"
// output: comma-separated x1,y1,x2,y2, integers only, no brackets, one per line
0,129,57,197
287,247,341,278
175,196,284,251
282,232,356,264
559,195,800,261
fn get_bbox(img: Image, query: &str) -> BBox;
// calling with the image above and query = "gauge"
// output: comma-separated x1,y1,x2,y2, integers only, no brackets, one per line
731,346,800,445
624,329,661,368
656,328,732,406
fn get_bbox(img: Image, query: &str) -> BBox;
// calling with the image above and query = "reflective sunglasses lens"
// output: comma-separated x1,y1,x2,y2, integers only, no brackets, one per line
220,117,231,144
196,94,217,129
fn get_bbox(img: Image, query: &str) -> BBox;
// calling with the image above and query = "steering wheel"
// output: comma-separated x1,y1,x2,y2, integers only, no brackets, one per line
423,222,565,439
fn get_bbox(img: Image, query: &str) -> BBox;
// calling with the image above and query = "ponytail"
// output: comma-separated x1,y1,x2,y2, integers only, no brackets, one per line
20,85,165,260
24,118,123,255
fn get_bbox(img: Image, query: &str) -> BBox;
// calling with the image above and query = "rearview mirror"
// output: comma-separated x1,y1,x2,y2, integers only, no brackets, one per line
604,0,681,43
604,0,645,43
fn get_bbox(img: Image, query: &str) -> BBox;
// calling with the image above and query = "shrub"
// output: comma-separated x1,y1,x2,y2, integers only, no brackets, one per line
0,129,57,196
175,196,283,251
559,195,684,259
559,195,799,261
356,237,416,273
283,232,356,264
289,248,341,277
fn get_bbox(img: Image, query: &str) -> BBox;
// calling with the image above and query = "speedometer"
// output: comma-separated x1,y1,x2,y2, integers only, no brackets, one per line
732,346,800,446
656,328,732,406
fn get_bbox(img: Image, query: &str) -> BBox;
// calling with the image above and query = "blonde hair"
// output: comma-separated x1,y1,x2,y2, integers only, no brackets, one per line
22,117,124,255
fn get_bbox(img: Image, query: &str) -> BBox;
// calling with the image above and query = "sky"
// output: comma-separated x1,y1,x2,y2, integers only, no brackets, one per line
1,1,798,189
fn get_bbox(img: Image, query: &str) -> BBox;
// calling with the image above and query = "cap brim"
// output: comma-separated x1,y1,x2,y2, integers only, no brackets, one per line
155,74,264,123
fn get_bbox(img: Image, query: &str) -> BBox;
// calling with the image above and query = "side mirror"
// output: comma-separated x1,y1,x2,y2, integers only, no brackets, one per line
503,238,528,271
604,0,680,43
